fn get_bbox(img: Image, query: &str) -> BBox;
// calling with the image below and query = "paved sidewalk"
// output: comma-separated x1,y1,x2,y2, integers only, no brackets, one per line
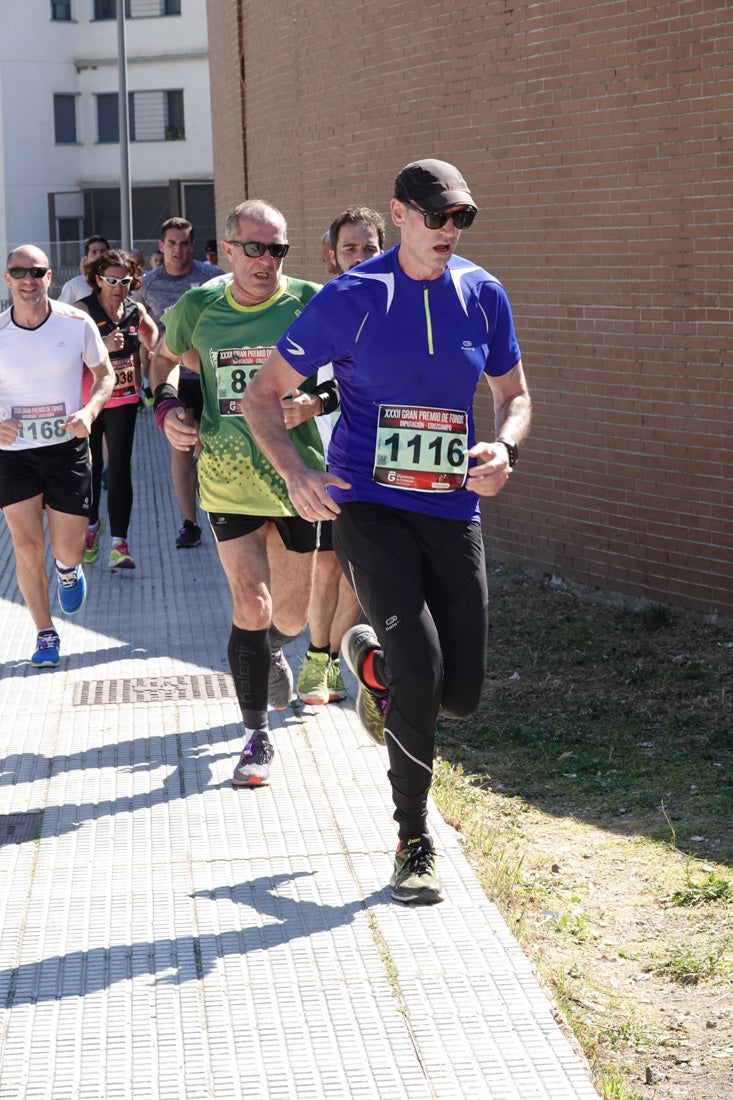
0,414,599,1099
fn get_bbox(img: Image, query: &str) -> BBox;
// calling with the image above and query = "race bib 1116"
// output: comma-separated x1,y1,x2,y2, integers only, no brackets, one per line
373,405,468,491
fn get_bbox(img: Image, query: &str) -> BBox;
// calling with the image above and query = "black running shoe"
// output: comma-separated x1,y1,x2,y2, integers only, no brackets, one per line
232,733,275,788
175,520,202,549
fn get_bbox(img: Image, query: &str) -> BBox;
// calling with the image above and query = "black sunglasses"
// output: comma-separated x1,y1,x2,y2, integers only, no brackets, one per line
99,274,134,287
227,240,290,259
7,266,48,279
402,200,477,231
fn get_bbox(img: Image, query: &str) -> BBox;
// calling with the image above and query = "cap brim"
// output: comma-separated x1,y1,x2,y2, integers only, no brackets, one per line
423,190,477,212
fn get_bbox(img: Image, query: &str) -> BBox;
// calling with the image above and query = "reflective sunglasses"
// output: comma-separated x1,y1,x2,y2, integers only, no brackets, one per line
7,265,48,279
99,274,134,287
227,240,290,259
402,200,477,231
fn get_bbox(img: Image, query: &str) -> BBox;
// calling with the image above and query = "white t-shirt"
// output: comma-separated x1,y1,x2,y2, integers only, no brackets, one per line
56,273,91,305
0,301,108,450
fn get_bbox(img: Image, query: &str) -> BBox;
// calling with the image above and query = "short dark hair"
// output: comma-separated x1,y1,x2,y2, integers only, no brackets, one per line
160,217,194,242
329,206,386,255
84,234,109,256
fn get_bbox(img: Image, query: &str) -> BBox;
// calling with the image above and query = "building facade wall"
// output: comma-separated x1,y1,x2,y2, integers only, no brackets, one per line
0,0,214,255
206,0,733,618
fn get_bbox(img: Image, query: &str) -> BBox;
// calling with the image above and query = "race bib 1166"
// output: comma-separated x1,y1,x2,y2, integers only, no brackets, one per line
12,403,70,444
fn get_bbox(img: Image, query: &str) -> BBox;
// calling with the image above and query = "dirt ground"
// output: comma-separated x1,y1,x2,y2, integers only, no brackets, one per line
503,806,732,1099
433,566,733,1099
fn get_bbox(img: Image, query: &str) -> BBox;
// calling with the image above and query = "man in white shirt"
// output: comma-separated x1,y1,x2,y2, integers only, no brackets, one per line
0,245,114,668
56,235,110,305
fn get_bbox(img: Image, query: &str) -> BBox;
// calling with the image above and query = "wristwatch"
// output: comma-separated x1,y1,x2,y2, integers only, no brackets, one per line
496,437,518,468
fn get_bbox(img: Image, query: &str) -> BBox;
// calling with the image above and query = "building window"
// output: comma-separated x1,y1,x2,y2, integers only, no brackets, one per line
51,1,72,19
93,0,117,17
97,90,185,143
96,93,119,143
93,0,180,18
131,90,185,141
54,94,77,144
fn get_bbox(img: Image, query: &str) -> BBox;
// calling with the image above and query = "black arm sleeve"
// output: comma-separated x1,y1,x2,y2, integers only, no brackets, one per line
313,377,339,415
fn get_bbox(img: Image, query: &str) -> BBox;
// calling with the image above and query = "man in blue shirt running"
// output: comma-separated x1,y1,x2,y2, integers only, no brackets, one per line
243,159,532,905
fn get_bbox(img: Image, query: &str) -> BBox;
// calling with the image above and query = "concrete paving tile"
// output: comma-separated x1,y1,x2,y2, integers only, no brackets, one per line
0,416,599,1099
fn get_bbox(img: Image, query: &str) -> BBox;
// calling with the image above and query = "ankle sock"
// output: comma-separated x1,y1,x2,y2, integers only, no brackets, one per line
361,650,386,691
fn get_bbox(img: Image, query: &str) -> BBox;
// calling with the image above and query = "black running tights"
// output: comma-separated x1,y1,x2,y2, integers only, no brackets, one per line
333,501,489,840
89,403,138,537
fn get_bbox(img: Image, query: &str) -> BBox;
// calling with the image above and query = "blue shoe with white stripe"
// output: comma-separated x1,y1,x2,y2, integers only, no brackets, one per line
31,630,60,669
57,564,87,614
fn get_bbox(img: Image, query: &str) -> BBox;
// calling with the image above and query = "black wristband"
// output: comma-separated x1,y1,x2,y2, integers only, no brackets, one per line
153,382,179,410
314,378,339,416
496,438,518,468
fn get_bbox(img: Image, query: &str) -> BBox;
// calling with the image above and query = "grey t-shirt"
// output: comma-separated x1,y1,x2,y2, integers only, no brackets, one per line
138,259,223,379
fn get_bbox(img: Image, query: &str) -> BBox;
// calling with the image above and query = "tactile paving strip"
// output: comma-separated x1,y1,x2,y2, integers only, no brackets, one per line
0,415,599,1099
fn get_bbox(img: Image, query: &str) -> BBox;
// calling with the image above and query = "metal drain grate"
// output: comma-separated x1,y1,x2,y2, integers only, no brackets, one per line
0,812,43,845
72,673,236,706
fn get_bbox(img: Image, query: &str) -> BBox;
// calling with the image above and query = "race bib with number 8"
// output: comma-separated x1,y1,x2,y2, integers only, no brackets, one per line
111,355,137,399
215,347,272,416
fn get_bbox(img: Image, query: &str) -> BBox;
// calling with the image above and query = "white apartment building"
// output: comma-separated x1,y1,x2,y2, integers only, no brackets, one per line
0,0,216,288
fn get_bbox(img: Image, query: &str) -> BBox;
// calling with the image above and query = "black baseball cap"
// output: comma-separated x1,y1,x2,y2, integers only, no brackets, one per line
394,158,477,213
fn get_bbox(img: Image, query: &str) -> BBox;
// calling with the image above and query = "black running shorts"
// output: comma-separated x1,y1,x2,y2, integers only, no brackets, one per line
0,438,91,514
317,519,334,552
206,511,318,552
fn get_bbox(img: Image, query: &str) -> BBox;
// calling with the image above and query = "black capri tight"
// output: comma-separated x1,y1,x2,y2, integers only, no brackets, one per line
334,501,489,839
89,403,138,537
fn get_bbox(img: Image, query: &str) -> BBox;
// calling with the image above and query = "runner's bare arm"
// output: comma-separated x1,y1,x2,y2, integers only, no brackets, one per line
137,303,159,354
63,355,115,437
149,335,183,392
244,349,349,520
467,360,532,496
489,359,532,444
149,336,199,451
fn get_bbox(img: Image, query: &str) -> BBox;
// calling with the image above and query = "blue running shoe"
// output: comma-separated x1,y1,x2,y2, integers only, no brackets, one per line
31,630,60,669
57,564,87,614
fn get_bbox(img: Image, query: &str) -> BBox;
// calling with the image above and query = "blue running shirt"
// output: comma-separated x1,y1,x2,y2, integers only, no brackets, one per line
277,246,521,521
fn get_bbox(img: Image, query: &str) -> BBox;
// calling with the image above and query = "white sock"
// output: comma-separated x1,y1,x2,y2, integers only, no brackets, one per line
243,727,267,746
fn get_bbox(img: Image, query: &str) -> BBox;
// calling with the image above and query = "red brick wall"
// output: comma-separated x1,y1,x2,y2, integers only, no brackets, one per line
206,0,733,618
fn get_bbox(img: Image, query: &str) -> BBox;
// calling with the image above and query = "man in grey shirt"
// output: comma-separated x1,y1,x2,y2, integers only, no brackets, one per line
137,216,222,548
